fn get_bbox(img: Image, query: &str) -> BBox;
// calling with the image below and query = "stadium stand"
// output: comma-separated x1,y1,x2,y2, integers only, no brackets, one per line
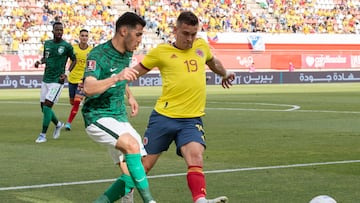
129,0,360,35
1,0,360,55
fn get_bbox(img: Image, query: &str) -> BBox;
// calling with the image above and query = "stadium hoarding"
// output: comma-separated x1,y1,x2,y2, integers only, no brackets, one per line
0,54,43,72
1,71,360,89
1,52,360,72
3,32,360,72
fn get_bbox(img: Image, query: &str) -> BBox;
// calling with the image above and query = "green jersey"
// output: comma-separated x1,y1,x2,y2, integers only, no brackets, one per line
42,39,76,83
81,40,133,127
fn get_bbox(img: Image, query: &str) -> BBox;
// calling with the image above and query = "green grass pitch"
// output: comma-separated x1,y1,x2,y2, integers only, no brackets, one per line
0,83,360,202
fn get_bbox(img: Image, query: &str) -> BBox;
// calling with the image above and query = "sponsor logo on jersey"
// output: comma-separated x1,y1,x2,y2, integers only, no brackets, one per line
143,137,148,145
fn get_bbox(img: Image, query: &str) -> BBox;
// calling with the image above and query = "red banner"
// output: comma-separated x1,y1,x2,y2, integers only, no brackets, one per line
0,54,43,72
1,52,359,72
301,54,351,69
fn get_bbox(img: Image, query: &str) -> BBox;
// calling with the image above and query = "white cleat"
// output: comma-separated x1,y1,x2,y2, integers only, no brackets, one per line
196,196,229,203
121,189,134,203
53,122,64,139
35,134,47,143
207,196,228,203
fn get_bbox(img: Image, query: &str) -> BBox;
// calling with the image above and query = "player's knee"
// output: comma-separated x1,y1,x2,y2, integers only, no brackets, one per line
141,155,157,173
143,164,152,173
117,134,140,154
43,100,54,107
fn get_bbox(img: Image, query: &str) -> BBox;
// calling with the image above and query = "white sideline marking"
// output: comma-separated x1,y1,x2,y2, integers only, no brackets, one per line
207,102,301,111
0,160,359,191
1,101,360,114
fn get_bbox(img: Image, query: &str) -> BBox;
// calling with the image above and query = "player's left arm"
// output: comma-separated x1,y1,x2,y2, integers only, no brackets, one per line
125,84,138,117
206,57,235,88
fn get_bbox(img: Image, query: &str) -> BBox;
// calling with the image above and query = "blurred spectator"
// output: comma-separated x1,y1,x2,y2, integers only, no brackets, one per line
1,0,360,55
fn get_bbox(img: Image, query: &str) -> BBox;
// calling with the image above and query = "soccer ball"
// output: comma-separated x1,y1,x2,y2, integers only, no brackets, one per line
309,195,337,203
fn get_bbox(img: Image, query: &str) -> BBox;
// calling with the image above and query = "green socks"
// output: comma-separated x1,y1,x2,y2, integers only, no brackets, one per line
121,174,135,195
94,154,154,203
41,105,60,134
93,194,110,203
95,174,135,203
41,106,52,133
104,177,125,202
51,109,59,125
125,153,154,202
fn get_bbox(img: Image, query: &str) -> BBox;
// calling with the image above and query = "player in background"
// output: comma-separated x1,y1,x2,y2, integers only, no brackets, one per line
131,11,234,203
65,29,92,131
34,21,76,143
81,12,156,203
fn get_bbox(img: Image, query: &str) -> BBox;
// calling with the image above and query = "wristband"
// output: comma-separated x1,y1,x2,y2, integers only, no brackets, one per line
223,70,231,79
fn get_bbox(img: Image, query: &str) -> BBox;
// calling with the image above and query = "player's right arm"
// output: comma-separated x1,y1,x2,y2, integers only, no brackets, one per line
132,63,150,77
125,84,138,117
35,42,46,68
83,68,139,96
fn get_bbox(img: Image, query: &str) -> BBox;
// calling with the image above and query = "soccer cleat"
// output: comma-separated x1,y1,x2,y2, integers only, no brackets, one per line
35,134,47,143
65,122,71,131
206,196,228,203
53,122,64,139
195,196,228,203
121,189,134,203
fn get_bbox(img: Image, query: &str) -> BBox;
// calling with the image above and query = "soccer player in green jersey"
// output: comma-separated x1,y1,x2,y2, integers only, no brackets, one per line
81,12,156,203
34,21,76,143
131,11,235,203
65,29,92,131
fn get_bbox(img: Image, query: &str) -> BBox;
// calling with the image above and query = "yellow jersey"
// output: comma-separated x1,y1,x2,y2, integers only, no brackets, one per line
141,38,213,118
68,44,92,84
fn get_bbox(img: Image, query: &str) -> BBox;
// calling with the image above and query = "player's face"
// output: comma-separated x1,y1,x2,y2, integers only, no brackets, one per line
124,24,144,52
79,31,89,44
53,24,64,41
174,23,198,50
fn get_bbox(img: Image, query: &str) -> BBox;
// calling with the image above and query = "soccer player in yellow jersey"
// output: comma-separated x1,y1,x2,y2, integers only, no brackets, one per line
65,29,92,131
132,11,234,203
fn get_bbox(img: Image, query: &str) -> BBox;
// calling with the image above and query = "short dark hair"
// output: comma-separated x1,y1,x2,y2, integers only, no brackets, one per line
79,29,89,34
115,12,146,32
177,11,199,27
53,21,63,30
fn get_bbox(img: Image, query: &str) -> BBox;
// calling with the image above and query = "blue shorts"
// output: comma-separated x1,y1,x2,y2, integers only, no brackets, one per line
68,82,84,99
143,110,206,157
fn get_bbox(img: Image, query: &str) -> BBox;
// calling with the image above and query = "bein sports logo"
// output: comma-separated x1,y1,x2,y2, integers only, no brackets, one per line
305,55,348,68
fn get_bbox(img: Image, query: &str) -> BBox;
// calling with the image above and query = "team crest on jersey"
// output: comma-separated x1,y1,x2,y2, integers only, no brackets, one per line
196,49,204,57
87,60,96,71
58,46,65,54
143,137,148,145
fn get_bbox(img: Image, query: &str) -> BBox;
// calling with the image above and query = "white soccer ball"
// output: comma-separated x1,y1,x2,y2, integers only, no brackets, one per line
309,195,337,203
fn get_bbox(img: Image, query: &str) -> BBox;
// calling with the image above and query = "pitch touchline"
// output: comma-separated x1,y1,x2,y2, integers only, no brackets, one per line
1,160,359,191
